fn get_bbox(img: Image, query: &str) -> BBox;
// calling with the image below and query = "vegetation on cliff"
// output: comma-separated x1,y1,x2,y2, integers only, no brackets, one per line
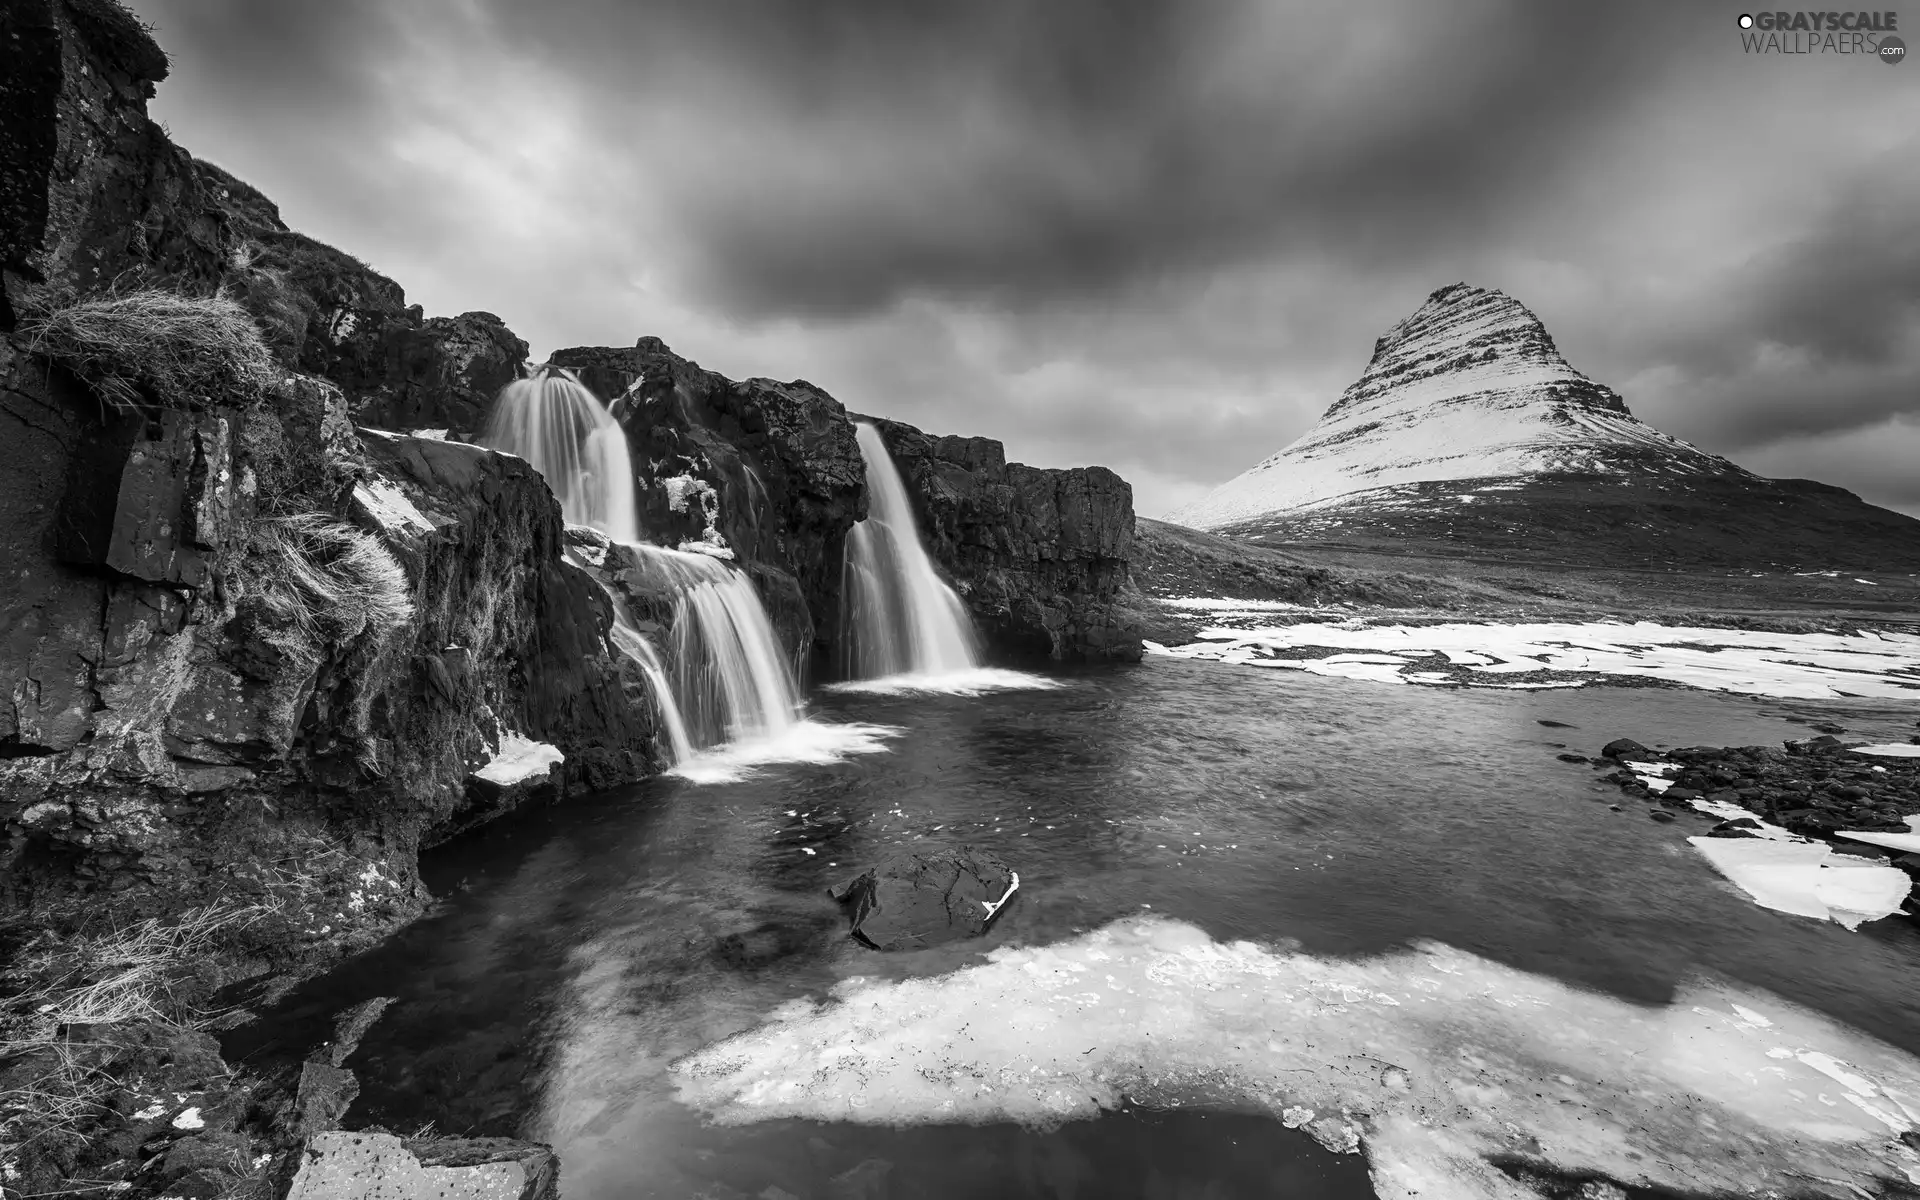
17,289,278,410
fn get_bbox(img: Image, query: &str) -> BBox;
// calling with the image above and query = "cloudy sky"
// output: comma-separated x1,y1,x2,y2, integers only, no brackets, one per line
130,0,1920,517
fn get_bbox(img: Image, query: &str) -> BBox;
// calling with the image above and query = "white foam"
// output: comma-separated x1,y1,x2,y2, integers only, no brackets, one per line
1145,620,1920,700
672,917,1920,1195
1856,744,1920,758
666,719,901,785
474,732,564,787
823,668,1065,697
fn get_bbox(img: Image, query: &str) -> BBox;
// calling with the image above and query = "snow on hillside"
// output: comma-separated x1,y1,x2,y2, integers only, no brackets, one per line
1170,284,1745,530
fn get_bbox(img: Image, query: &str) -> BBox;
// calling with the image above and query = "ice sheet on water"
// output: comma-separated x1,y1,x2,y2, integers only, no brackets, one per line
823,668,1065,697
666,719,901,785
1686,837,1910,929
671,916,1920,1196
1839,816,1920,855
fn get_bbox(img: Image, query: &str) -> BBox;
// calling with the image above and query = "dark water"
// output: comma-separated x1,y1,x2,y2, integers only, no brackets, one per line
237,659,1920,1199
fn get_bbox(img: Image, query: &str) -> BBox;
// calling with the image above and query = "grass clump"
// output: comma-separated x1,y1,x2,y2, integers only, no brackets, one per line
0,903,261,1177
17,289,280,411
254,514,415,642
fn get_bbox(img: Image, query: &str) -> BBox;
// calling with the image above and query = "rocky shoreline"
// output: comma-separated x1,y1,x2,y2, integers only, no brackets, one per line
1579,730,1920,907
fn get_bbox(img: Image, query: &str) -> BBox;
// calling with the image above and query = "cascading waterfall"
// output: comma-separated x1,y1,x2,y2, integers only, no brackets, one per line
842,422,981,678
628,547,802,747
486,366,808,767
485,367,640,542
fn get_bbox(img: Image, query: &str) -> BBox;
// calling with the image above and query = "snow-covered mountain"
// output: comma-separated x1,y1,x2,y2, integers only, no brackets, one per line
1170,283,1747,531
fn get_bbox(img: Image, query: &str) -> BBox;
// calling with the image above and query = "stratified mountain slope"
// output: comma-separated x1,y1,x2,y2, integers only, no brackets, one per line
1168,284,1920,571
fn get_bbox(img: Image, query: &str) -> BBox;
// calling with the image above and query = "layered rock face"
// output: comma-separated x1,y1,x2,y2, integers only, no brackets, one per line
0,3,657,945
859,418,1140,661
1168,283,1920,570
549,339,868,668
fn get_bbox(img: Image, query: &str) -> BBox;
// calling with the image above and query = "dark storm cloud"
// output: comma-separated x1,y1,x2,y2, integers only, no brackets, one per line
126,0,1920,517
473,0,1686,318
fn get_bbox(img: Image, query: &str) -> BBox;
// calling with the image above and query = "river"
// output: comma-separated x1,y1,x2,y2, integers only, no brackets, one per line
236,657,1920,1198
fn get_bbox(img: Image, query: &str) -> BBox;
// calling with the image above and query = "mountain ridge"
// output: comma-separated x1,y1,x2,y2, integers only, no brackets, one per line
1171,283,1751,530
1165,284,1920,571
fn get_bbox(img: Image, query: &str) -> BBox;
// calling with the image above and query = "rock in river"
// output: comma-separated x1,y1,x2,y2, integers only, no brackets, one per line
828,847,1020,951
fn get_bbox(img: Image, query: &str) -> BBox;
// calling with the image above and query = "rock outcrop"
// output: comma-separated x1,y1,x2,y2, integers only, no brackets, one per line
858,417,1140,661
829,847,1019,951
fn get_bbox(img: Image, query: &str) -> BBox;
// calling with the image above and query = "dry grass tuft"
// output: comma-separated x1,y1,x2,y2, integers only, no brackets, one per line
254,514,415,643
16,289,280,411
0,903,263,1175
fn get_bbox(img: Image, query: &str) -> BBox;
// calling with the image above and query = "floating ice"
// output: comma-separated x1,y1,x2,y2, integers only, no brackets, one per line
1686,837,1910,929
1145,619,1920,700
1856,744,1920,758
666,719,901,785
824,668,1065,697
474,733,564,787
672,917,1920,1197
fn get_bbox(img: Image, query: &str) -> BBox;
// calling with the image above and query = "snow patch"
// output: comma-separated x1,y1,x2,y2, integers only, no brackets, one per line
474,733,564,786
352,480,433,536
1146,620,1920,700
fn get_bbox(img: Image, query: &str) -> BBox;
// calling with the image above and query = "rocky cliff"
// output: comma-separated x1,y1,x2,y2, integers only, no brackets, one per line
549,340,1142,665
0,0,658,946
858,417,1140,662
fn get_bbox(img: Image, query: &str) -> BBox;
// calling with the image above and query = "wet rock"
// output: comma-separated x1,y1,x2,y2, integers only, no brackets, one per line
1649,810,1676,824
1556,753,1589,763
317,996,393,1067
1706,819,1762,838
279,1061,359,1142
285,1131,556,1200
1599,738,1652,760
829,847,1018,951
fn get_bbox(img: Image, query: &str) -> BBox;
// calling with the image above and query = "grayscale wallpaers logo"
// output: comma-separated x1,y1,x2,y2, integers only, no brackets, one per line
1736,10,1904,59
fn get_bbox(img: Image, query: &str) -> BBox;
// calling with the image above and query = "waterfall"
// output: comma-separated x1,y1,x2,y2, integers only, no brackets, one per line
486,367,828,775
629,545,803,748
484,367,640,543
842,422,980,678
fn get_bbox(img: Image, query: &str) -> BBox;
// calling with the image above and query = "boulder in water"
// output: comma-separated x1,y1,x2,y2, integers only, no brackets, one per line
829,847,1019,951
